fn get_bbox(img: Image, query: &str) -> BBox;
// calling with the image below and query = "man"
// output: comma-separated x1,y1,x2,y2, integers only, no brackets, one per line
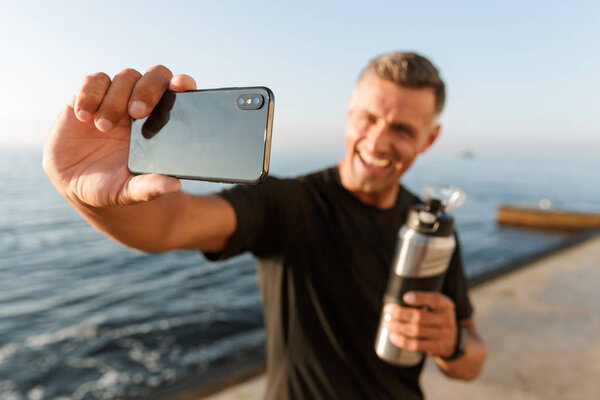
44,52,486,399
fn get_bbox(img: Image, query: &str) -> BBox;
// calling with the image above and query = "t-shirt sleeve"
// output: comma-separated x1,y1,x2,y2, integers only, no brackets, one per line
203,178,286,261
441,235,474,321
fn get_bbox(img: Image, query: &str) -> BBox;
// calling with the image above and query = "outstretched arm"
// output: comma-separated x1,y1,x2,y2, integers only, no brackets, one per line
43,66,236,253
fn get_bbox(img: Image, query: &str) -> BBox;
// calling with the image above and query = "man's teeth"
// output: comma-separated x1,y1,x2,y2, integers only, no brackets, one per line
359,150,391,167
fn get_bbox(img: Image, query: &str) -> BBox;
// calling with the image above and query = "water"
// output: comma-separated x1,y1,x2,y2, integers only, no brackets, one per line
1,147,598,399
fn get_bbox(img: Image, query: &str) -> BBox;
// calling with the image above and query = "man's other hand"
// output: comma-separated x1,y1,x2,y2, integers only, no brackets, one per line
382,291,458,359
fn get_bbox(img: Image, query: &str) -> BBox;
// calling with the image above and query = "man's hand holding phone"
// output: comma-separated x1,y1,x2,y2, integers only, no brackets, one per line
43,66,197,208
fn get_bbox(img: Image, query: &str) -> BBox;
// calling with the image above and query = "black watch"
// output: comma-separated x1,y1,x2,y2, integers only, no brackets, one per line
441,325,466,361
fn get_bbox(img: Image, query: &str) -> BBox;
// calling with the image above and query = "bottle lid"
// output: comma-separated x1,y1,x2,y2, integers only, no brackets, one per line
407,206,454,236
406,186,466,237
423,185,466,213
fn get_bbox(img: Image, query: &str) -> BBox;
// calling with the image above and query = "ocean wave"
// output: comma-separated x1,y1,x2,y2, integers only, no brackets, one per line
0,313,264,399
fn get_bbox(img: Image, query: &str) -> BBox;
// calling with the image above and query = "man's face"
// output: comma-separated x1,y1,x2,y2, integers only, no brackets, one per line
338,74,440,208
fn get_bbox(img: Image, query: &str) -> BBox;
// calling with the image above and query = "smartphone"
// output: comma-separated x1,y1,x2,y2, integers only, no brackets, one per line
128,87,274,184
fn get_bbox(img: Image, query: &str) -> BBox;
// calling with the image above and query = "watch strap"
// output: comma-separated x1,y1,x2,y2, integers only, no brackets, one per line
441,325,466,361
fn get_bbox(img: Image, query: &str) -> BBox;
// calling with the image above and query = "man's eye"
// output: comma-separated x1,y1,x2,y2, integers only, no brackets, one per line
356,112,373,122
359,114,376,124
392,125,414,137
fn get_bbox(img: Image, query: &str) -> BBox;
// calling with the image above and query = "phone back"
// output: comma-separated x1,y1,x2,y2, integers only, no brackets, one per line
128,87,274,183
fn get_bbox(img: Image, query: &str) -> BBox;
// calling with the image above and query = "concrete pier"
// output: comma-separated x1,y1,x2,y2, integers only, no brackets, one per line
182,234,600,400
421,233,600,400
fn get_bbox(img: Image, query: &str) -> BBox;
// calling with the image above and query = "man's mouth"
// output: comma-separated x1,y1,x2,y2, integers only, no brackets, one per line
357,149,392,168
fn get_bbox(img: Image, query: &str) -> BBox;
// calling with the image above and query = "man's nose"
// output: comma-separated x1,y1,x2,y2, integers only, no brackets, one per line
363,123,391,153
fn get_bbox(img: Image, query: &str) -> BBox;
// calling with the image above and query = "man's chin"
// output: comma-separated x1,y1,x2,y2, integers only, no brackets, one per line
353,162,403,189
351,175,396,195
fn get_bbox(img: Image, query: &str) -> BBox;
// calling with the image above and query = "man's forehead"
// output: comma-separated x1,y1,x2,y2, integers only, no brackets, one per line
353,76,437,124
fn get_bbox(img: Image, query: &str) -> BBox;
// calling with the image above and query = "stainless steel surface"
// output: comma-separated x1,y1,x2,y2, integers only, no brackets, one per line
375,220,456,367
392,226,455,278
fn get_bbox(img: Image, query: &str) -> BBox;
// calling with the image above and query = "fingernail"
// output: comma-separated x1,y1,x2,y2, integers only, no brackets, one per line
404,292,416,303
77,110,91,121
129,100,147,117
96,118,113,132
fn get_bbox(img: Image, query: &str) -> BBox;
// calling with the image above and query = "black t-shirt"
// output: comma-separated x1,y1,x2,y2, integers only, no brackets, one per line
206,167,473,400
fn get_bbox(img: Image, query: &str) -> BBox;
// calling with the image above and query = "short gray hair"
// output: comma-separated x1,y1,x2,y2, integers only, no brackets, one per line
358,51,446,114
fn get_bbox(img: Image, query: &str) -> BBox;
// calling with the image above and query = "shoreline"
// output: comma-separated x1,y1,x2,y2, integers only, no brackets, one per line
160,365,266,400
467,227,600,286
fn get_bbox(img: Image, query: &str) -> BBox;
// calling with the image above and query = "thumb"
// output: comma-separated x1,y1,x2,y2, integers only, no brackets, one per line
119,174,181,204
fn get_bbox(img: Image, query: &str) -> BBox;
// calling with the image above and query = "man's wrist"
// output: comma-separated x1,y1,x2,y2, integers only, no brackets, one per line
441,325,466,361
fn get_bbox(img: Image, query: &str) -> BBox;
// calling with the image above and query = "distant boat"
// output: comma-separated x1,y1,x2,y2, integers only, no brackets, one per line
458,148,476,159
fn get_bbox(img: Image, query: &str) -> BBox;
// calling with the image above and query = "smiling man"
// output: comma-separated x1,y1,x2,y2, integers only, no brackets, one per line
339,65,442,209
44,51,486,399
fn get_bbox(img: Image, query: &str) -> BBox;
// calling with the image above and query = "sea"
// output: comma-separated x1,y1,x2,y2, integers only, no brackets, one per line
1,146,598,399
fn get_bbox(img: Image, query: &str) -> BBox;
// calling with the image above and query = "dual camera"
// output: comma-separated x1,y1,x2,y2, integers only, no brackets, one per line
235,93,264,110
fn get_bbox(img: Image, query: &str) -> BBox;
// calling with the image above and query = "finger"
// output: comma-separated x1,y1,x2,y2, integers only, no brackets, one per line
389,333,423,352
384,303,424,321
383,320,442,340
403,291,455,312
384,303,417,323
141,91,176,139
118,173,181,204
389,334,443,355
128,65,173,119
95,68,142,132
169,74,197,92
384,303,450,327
384,303,403,318
74,72,111,122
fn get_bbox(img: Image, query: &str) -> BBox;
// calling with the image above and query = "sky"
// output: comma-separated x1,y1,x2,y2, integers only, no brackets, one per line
1,0,599,156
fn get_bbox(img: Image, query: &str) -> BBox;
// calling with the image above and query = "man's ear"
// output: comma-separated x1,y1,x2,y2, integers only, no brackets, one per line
420,124,441,153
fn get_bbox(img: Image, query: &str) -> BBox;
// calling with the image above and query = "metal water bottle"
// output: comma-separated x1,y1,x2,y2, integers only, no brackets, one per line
375,186,465,367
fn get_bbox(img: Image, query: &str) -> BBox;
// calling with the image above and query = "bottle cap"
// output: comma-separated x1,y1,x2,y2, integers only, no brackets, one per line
406,186,466,237
422,186,466,213
408,206,454,237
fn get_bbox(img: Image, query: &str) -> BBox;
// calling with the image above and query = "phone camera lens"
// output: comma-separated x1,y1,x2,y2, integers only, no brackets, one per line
236,93,264,110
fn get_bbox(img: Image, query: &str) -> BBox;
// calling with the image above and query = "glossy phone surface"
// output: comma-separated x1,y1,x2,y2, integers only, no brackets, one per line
128,87,274,184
